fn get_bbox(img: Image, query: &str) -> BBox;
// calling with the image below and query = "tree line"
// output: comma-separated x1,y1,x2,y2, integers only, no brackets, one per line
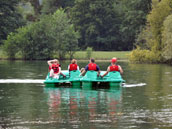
129,0,172,64
1,0,152,60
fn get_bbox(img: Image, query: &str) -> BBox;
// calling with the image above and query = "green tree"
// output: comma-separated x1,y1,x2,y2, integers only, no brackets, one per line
71,0,121,50
41,0,75,14
147,0,172,51
86,47,93,59
120,0,152,50
3,9,79,60
47,9,79,59
21,0,41,16
129,0,172,63
71,0,151,51
162,14,172,63
0,0,25,45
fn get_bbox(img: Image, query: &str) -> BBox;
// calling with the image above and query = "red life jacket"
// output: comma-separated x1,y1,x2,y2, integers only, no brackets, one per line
69,64,78,71
109,65,119,72
88,63,97,71
52,64,59,74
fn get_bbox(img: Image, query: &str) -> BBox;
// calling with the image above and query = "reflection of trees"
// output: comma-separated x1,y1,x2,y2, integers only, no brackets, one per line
44,87,123,128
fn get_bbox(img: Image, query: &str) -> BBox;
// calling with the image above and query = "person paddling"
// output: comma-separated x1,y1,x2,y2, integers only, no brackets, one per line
81,58,100,76
101,57,123,78
47,59,66,79
68,59,79,71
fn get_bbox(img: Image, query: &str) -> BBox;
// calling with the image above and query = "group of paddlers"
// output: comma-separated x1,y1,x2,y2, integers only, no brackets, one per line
47,58,123,79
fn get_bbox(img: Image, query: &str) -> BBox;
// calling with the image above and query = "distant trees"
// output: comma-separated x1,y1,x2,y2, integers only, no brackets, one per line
119,0,152,50
0,0,25,45
162,14,172,63
3,10,79,60
71,0,121,50
129,0,172,63
41,0,75,14
4,0,170,62
71,0,151,51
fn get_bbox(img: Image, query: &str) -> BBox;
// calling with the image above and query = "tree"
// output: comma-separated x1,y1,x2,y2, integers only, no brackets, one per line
0,0,25,45
3,9,79,60
71,0,121,50
71,0,152,51
47,9,79,59
162,14,172,63
119,0,152,50
41,0,75,14
129,0,172,63
147,0,172,51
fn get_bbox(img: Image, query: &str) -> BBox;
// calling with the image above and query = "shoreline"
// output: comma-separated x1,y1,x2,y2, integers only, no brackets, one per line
0,58,129,62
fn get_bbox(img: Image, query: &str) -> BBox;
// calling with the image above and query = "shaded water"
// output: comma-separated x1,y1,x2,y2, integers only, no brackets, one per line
0,60,172,129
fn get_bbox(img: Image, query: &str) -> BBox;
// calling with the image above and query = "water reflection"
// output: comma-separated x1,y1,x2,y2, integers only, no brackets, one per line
44,87,122,128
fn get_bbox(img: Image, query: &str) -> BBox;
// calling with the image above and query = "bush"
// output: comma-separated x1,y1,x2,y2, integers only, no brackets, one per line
129,47,162,63
86,47,93,59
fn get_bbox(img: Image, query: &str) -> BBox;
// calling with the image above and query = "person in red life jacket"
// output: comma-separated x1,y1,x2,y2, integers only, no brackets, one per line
47,59,66,78
81,58,100,76
68,59,79,71
101,57,123,78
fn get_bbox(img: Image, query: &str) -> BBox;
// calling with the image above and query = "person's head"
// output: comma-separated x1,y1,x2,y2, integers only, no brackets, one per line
111,57,117,64
54,59,59,64
90,58,95,63
71,59,77,64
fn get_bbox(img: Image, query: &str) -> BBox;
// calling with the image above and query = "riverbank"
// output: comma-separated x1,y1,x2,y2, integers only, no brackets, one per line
0,49,130,61
67,51,130,60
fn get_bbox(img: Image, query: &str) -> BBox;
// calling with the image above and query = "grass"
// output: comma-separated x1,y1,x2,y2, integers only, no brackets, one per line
0,47,130,60
0,47,8,59
73,51,130,60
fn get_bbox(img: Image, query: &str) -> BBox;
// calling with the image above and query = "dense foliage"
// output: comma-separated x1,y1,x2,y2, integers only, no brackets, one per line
71,0,151,51
3,10,79,60
162,14,172,63
0,0,25,45
4,0,172,63
41,0,75,14
129,0,172,64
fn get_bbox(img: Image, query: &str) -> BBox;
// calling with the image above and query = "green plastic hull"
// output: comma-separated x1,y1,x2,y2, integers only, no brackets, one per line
44,70,125,88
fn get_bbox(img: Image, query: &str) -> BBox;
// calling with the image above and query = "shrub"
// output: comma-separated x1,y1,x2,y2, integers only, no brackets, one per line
129,47,162,63
86,47,93,59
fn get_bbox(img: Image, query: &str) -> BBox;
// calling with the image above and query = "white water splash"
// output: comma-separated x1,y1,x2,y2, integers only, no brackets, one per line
122,83,146,87
0,79,44,83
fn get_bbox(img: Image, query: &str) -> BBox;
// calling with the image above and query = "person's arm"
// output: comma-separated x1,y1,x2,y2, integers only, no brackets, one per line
77,66,79,70
118,65,123,74
68,65,70,71
101,67,110,78
96,65,100,76
47,60,54,66
58,67,61,74
81,65,88,76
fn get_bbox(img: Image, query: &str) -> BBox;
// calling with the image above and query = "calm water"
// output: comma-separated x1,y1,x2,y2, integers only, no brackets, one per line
0,60,172,129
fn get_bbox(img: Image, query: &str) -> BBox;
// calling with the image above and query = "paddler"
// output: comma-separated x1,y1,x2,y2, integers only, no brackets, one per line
68,59,79,71
47,59,66,79
101,57,123,78
81,58,100,76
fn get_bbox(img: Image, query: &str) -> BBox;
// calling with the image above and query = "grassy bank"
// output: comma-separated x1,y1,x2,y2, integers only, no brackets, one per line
0,48,130,60
71,51,130,60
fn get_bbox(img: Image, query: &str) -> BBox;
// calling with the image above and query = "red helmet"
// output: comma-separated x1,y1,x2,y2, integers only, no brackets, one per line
111,58,117,63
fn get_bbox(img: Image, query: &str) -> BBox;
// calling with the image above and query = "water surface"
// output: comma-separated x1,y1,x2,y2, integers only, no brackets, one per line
0,60,172,129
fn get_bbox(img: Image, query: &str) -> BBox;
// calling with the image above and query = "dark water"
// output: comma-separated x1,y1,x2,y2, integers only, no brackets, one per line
0,60,172,129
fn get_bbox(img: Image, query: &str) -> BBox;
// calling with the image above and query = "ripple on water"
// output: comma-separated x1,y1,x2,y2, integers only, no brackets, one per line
121,109,172,128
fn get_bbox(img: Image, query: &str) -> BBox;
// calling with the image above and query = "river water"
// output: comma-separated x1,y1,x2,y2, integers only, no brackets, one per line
0,60,172,129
